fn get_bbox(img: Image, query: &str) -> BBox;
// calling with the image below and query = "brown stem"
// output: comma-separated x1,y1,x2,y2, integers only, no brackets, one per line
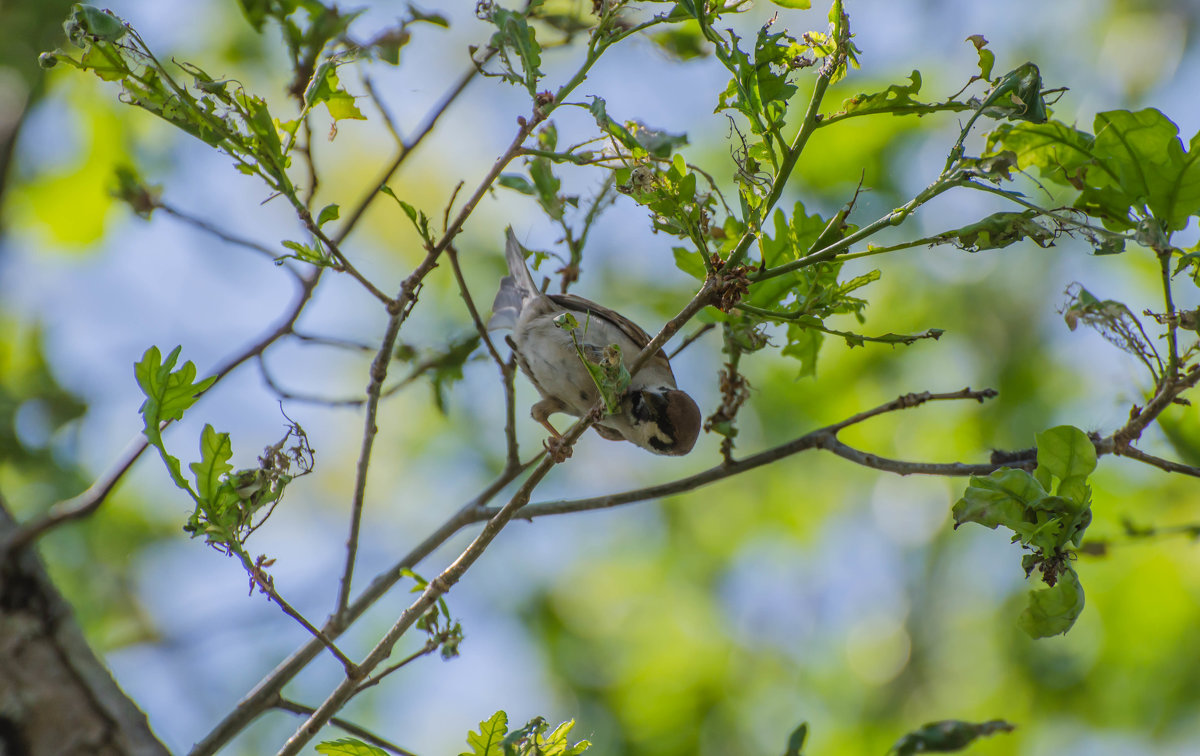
273,696,417,756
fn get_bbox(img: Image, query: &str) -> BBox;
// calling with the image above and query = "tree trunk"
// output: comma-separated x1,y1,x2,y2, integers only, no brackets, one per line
0,495,169,756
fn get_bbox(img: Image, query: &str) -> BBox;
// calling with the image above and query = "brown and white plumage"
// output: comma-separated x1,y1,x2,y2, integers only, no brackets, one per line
489,229,701,456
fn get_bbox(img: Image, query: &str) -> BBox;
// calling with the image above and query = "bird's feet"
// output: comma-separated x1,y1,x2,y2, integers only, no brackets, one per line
543,433,574,463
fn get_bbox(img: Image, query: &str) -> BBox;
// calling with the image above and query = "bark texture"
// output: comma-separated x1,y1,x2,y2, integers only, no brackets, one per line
0,496,168,756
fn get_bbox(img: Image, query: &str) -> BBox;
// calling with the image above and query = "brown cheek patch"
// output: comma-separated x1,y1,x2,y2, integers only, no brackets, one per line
665,390,701,453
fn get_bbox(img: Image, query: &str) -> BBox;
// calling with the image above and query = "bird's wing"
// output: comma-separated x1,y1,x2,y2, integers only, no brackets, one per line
549,293,673,377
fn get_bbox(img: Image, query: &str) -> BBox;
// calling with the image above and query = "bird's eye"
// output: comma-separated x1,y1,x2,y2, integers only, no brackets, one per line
630,391,652,422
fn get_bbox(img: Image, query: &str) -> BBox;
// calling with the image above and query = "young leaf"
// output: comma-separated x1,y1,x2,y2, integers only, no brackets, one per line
490,8,543,96
461,710,509,756
965,34,995,83
936,210,1055,251
304,62,366,122
281,239,327,265
587,97,640,153
190,424,233,502
1035,425,1097,482
529,157,564,220
1087,109,1200,231
1017,566,1085,637
952,468,1047,532
135,346,216,432
890,719,1015,755
133,345,215,494
835,71,958,120
316,203,340,227
781,324,822,378
315,738,388,756
784,723,809,756
498,174,537,195
380,186,434,243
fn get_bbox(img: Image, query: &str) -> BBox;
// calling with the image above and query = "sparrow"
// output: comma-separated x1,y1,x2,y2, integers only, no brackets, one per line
488,229,702,456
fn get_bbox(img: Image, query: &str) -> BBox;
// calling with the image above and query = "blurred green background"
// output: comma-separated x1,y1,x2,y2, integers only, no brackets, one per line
2,1,1200,754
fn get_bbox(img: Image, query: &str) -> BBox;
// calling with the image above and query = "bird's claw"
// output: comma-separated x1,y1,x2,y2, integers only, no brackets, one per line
543,434,574,463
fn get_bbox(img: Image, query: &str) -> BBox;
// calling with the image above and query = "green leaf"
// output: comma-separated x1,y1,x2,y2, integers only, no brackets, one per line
65,4,127,44
133,345,215,495
988,109,1200,231
937,210,1055,251
316,738,389,756
836,71,952,120
491,8,543,96
672,246,706,280
890,719,1015,755
634,124,689,159
714,25,799,134
1018,566,1085,637
408,5,449,28
498,174,536,195
784,722,809,756
304,62,366,122
135,346,215,431
1035,425,1097,482
965,34,995,82
235,0,270,32
529,157,564,220
461,710,509,756
189,425,233,502
985,62,1047,124
781,323,823,378
650,23,709,61
281,239,327,265
1088,109,1200,231
587,97,640,153
952,468,1047,531
316,203,340,227
771,0,812,7
380,186,433,243
985,120,1099,189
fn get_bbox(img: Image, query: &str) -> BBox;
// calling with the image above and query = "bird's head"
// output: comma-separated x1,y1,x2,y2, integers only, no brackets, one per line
613,386,701,456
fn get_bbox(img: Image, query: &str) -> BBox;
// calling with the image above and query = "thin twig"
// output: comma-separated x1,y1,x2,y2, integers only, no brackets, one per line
278,422,586,756
186,470,520,756
363,74,404,145
334,58,490,247
334,115,541,624
290,331,377,352
668,323,714,360
446,245,505,366
242,553,359,677
495,388,1009,520
158,202,300,276
353,638,440,696
303,214,393,305
1114,445,1200,478
274,697,417,756
257,353,366,408
335,306,405,624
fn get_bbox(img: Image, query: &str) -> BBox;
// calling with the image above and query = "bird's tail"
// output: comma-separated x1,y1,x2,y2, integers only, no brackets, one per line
488,228,536,331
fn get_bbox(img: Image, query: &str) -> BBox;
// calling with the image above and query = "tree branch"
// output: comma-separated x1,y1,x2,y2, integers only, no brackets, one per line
277,414,588,755
495,388,1010,520
273,696,417,756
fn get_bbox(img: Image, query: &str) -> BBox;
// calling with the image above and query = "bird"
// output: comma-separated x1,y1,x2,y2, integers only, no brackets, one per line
488,228,702,456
